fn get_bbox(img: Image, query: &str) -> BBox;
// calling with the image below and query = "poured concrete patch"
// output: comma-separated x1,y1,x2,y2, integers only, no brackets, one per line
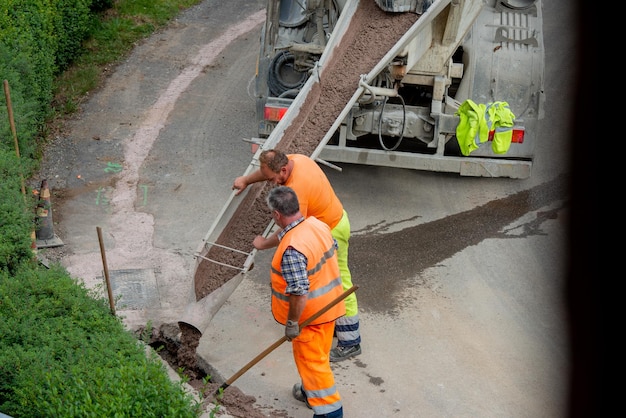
105,268,161,310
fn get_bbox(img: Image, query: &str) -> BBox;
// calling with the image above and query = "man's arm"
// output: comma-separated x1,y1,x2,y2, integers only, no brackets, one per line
287,294,307,323
281,247,309,340
232,169,267,195
285,294,307,340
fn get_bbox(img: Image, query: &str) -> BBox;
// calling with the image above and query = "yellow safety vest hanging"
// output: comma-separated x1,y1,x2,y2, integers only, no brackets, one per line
455,100,516,156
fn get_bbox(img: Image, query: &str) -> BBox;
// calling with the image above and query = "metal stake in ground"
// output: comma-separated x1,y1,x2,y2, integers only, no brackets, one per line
213,285,358,397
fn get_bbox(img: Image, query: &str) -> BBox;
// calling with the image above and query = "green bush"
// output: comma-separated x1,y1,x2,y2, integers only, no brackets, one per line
0,0,82,163
54,0,99,71
0,46,46,163
0,149,35,275
0,1,207,416
0,0,59,142
89,0,113,13
0,263,202,417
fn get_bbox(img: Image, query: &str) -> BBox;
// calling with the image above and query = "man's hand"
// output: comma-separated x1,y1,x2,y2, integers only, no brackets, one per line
252,235,269,250
285,320,299,341
253,234,280,250
232,176,248,195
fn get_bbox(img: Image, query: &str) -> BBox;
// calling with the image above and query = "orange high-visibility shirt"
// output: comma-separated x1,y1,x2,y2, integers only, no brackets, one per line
285,154,343,229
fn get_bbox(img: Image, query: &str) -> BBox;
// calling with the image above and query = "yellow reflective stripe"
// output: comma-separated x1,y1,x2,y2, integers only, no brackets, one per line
308,277,342,299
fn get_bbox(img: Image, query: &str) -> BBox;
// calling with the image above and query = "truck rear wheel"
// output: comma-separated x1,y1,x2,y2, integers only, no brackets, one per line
268,51,308,97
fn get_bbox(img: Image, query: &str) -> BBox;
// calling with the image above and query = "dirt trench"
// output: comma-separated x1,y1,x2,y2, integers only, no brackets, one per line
139,322,274,418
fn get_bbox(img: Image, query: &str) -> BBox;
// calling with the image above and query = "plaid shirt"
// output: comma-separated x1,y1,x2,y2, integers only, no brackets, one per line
277,217,309,296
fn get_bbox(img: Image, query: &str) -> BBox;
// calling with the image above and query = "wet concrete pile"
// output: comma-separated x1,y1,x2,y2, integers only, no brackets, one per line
143,323,271,418
145,322,208,382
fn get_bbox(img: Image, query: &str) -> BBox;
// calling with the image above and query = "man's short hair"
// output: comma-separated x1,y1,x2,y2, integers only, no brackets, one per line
267,186,299,216
260,149,289,173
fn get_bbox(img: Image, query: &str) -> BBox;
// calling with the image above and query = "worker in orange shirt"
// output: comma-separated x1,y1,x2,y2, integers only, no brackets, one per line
233,149,361,363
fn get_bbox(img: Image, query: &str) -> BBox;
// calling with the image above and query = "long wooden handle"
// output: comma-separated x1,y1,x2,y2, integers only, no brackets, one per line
214,285,358,396
97,226,116,316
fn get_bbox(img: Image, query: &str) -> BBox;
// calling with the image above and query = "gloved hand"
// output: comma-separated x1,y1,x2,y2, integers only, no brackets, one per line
285,320,300,341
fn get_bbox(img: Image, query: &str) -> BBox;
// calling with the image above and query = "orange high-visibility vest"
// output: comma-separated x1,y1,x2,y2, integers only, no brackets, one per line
285,154,343,229
270,217,345,325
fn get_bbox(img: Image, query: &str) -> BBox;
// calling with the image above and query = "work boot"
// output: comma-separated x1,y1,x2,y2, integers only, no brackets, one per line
314,406,343,418
292,383,312,409
329,344,361,362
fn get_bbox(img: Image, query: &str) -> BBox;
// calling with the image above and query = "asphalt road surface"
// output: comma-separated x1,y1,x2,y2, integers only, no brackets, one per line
34,0,587,417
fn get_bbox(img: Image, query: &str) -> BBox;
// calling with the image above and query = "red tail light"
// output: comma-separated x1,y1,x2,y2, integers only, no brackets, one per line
488,128,525,144
510,129,524,143
264,105,288,122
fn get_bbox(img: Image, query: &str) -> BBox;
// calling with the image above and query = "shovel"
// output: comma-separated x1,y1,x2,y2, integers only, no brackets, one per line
213,285,358,397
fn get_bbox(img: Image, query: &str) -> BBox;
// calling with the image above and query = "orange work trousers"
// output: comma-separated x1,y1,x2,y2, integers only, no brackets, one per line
292,321,342,416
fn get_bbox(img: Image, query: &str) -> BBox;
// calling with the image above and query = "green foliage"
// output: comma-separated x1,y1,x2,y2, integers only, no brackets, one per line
139,320,154,343
54,0,99,71
89,0,113,13
209,385,225,418
0,0,203,169
0,0,59,140
53,0,202,115
0,46,47,162
0,0,97,161
0,263,202,417
0,0,207,416
0,149,35,274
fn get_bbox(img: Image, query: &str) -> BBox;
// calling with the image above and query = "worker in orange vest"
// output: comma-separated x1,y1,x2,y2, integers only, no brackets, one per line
266,186,345,417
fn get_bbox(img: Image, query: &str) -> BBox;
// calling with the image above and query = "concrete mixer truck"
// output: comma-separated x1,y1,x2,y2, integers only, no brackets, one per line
254,0,545,179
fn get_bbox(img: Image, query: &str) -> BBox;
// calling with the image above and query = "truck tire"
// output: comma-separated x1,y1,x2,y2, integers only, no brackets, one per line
268,51,308,97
